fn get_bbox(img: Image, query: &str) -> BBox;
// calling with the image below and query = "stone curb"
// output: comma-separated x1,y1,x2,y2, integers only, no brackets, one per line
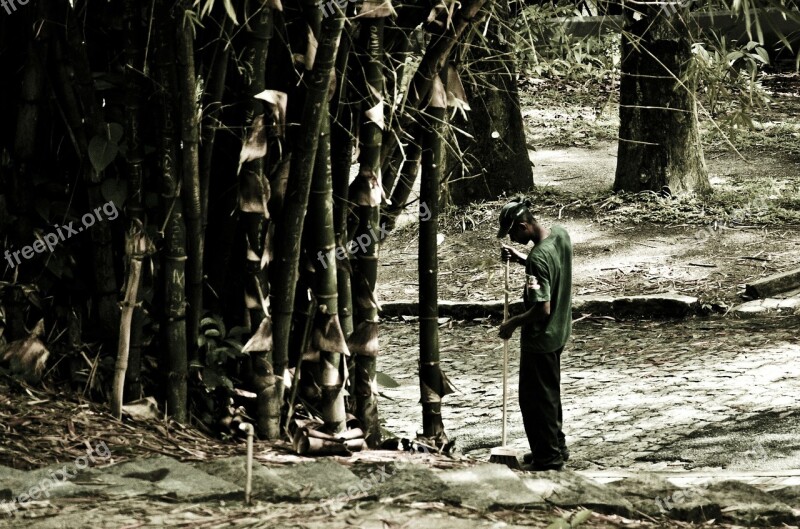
379,293,700,320
730,297,800,317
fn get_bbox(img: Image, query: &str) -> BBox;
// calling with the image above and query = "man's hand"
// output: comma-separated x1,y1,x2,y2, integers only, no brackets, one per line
500,244,526,265
498,317,518,340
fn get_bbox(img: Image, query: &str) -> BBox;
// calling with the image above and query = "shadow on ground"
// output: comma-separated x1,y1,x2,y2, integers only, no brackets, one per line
641,409,800,470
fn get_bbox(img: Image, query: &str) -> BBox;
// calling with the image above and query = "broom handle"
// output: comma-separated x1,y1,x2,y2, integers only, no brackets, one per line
502,259,509,447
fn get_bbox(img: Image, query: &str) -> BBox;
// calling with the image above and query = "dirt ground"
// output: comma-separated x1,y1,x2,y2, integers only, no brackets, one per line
379,73,800,310
374,71,800,465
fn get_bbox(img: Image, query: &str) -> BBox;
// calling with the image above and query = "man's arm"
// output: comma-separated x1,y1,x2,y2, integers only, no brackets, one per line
498,301,550,339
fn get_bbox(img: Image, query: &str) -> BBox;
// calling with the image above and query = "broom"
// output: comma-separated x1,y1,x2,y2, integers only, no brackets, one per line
489,258,520,469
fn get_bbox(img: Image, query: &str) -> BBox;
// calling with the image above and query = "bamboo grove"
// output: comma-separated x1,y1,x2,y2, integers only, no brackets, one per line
0,0,490,448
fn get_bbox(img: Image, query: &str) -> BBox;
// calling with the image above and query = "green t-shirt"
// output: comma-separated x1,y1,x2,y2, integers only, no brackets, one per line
521,225,573,354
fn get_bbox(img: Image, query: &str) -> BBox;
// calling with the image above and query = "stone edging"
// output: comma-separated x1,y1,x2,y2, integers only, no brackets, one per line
379,293,700,320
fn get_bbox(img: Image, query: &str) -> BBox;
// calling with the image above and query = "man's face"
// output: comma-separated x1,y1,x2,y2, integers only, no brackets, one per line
508,221,528,244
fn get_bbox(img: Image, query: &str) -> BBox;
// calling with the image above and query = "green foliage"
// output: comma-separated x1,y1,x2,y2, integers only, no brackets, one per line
375,371,401,388
193,0,238,24
88,122,123,173
546,509,594,529
196,314,248,392
512,5,621,82
692,37,772,131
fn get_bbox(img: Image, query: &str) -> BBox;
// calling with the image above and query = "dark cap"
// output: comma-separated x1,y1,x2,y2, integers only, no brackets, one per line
496,198,532,238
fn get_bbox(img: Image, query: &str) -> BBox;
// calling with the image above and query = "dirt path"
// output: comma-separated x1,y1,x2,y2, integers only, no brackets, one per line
378,316,800,471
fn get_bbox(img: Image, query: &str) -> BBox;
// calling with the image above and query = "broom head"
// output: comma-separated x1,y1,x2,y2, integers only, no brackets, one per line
489,446,520,469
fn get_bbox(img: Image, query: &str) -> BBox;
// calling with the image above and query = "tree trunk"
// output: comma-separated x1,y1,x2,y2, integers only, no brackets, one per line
449,3,532,204
156,7,188,423
614,3,710,194
177,4,203,365
60,6,120,340
122,0,147,401
418,80,450,447
347,15,387,448
331,28,356,339
236,2,277,438
270,3,346,439
309,102,348,435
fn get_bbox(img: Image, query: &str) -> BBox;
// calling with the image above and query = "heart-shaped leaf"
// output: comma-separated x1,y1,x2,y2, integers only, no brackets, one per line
88,135,119,173
100,177,128,209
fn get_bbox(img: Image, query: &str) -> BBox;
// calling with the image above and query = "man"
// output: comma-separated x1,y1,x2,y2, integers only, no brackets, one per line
497,197,572,471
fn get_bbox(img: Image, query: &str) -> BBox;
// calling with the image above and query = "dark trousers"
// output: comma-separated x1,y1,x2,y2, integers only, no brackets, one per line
519,347,566,466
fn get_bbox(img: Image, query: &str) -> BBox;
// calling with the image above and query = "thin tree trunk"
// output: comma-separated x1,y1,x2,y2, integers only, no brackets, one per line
9,3,46,277
122,0,148,400
177,4,203,365
237,1,276,438
614,3,709,194
270,4,346,439
331,19,356,339
156,7,188,423
111,225,147,419
418,80,450,446
200,15,233,233
348,15,387,448
309,103,348,434
381,123,422,232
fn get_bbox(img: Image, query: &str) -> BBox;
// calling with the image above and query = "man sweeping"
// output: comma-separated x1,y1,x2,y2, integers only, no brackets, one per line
497,197,572,471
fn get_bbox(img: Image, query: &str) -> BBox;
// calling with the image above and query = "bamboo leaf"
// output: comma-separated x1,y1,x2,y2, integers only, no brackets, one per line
375,371,400,388
545,518,570,529
201,316,225,337
571,509,594,527
222,0,239,25
755,47,770,65
253,89,288,138
228,326,251,339
202,368,224,389
88,135,119,173
305,25,318,71
224,339,244,353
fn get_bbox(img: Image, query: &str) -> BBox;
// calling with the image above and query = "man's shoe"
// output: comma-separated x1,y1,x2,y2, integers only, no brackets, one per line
523,447,569,464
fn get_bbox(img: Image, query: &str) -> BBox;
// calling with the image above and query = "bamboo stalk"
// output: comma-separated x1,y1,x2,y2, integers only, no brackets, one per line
236,1,276,438
58,5,120,338
382,123,422,232
177,4,203,366
309,90,348,435
347,15,387,447
156,5,189,423
111,224,147,419
122,0,148,401
331,17,356,339
270,2,347,439
200,14,233,233
418,81,449,444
